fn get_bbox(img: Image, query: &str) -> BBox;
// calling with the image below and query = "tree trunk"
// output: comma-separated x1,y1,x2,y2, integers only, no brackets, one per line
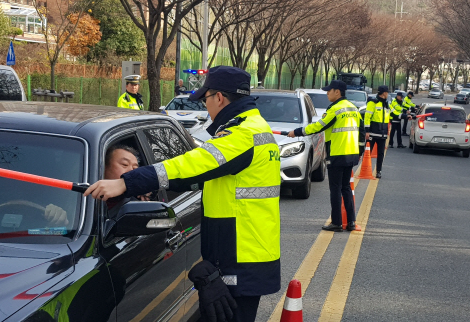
370,69,376,92
300,62,308,89
416,72,422,94
147,37,160,112
405,68,410,92
429,70,435,88
257,49,267,86
50,61,56,91
311,61,320,89
277,60,284,90
289,70,296,90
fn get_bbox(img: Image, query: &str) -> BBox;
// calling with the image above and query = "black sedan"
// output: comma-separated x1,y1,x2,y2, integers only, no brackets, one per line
0,102,202,322
454,92,470,104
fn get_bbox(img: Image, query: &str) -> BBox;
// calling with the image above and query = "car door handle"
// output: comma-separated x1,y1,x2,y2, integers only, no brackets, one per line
165,231,182,250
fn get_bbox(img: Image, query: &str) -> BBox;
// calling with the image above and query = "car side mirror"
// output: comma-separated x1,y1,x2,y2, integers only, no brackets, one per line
104,201,177,241
159,106,166,111
196,115,208,123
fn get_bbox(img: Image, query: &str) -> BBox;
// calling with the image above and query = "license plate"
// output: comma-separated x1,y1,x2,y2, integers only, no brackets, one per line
432,137,455,143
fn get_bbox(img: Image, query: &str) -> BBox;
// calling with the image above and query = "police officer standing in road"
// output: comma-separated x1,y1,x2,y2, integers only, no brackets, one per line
365,85,390,179
85,66,281,322
402,91,416,136
288,80,360,232
389,92,406,148
117,75,144,110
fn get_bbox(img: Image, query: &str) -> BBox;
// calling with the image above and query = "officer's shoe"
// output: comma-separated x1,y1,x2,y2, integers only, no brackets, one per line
376,171,382,179
402,133,409,136
397,144,406,148
321,223,343,232
346,221,356,231
389,145,394,148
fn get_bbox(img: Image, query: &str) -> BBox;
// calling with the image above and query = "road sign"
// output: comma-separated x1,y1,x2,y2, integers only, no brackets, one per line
6,41,15,66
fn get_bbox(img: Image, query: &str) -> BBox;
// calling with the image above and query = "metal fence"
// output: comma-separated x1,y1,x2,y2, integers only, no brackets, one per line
23,73,175,110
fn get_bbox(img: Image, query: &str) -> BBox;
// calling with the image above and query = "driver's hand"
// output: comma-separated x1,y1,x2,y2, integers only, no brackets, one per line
287,130,296,138
44,204,69,226
138,192,152,201
84,179,127,201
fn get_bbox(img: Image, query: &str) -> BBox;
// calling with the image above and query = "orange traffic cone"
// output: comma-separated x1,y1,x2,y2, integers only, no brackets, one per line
370,142,378,158
356,142,376,180
341,171,362,231
280,280,303,322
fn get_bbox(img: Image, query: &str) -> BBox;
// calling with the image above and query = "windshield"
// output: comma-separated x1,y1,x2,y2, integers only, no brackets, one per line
307,93,330,110
460,89,470,93
431,88,440,92
424,107,467,123
346,91,367,103
166,97,206,111
254,95,302,123
339,76,361,85
0,132,85,243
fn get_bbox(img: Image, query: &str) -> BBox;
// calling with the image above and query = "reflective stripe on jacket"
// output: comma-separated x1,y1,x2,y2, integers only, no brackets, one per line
301,98,360,168
390,98,404,123
117,92,143,110
122,104,281,297
365,98,390,137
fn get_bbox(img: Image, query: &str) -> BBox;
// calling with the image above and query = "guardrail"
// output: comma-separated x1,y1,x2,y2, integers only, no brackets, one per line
32,89,75,102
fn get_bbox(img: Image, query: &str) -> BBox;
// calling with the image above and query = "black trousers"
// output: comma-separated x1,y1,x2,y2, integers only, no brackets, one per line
327,166,355,226
229,296,260,322
389,122,402,146
402,117,408,134
370,138,386,172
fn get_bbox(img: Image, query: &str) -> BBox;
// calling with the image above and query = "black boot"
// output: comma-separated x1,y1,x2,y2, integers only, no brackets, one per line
322,223,343,232
376,171,382,179
346,221,356,231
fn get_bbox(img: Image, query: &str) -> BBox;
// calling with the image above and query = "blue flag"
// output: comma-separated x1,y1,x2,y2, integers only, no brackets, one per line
7,41,15,66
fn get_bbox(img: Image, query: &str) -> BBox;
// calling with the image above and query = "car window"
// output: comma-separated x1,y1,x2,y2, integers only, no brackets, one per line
346,91,367,103
307,93,330,110
255,95,302,123
142,127,190,201
424,107,467,123
0,131,84,243
0,69,22,101
431,88,440,92
166,97,206,111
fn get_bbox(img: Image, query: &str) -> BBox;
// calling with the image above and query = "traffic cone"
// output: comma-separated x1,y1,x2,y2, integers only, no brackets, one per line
370,142,378,158
356,142,376,180
280,280,303,322
342,171,362,231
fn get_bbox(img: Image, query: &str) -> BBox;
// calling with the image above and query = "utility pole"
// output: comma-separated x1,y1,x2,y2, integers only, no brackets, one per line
202,0,209,70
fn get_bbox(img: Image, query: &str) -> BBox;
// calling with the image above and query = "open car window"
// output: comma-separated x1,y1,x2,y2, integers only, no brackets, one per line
0,131,85,243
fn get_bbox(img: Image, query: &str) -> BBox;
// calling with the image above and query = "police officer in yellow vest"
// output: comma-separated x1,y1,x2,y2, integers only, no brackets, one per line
117,75,144,110
85,66,281,322
402,91,416,136
389,91,406,148
288,80,361,232
365,85,390,179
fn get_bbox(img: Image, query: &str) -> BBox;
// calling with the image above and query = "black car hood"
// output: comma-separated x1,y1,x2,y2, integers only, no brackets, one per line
0,243,74,320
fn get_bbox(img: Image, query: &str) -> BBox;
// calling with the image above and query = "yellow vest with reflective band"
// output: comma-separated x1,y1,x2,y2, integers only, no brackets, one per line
117,92,143,110
403,96,415,110
156,108,281,296
390,98,403,116
302,99,360,166
365,99,390,137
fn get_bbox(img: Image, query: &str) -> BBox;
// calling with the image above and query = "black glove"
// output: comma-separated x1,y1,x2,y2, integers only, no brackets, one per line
189,260,238,322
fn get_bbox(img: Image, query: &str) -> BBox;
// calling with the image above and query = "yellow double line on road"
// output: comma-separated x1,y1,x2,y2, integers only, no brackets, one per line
268,143,389,321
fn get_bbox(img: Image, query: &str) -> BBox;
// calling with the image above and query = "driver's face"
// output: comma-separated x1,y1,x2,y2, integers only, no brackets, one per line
104,149,139,180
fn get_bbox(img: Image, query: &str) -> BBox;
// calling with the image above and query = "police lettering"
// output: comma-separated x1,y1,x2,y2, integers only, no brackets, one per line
269,150,280,161
342,112,357,118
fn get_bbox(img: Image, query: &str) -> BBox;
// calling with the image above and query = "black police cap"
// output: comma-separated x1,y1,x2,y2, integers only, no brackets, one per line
189,66,251,101
408,91,414,97
396,92,404,97
377,85,389,94
321,80,347,92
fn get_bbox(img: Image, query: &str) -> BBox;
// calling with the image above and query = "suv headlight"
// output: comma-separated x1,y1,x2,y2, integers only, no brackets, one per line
279,142,305,157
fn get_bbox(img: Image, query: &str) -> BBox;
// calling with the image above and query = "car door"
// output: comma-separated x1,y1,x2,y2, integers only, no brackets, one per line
137,125,203,319
100,128,186,322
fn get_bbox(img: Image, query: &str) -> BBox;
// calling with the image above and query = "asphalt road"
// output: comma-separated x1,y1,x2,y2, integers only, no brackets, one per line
256,94,470,322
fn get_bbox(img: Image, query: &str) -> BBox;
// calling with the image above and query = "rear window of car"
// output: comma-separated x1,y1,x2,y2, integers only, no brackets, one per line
424,107,467,123
166,97,206,111
0,131,85,243
431,88,440,92
254,95,302,123
0,69,22,101
346,91,367,103
307,93,330,110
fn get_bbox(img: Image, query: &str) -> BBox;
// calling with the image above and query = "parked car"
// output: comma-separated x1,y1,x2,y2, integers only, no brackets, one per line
192,89,327,199
458,88,470,95
409,104,470,157
160,94,209,134
428,88,444,99
345,89,367,109
454,92,470,104
0,65,26,101
301,88,330,116
0,102,202,321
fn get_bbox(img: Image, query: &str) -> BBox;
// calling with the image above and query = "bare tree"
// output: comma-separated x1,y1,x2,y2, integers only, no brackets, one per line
119,0,204,111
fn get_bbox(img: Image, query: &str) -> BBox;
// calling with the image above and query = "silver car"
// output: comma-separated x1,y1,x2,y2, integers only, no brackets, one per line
192,89,326,199
160,95,209,134
410,104,470,157
428,88,444,99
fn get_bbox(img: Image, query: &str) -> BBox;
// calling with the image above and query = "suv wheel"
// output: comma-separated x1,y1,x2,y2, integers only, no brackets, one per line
463,150,470,158
412,137,420,154
292,160,311,199
311,148,326,182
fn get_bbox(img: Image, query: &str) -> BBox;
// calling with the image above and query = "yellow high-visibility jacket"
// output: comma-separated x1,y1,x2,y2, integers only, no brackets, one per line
117,92,143,110
365,98,390,138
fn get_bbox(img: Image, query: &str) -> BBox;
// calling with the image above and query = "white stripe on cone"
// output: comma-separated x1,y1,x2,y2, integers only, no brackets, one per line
283,297,303,311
